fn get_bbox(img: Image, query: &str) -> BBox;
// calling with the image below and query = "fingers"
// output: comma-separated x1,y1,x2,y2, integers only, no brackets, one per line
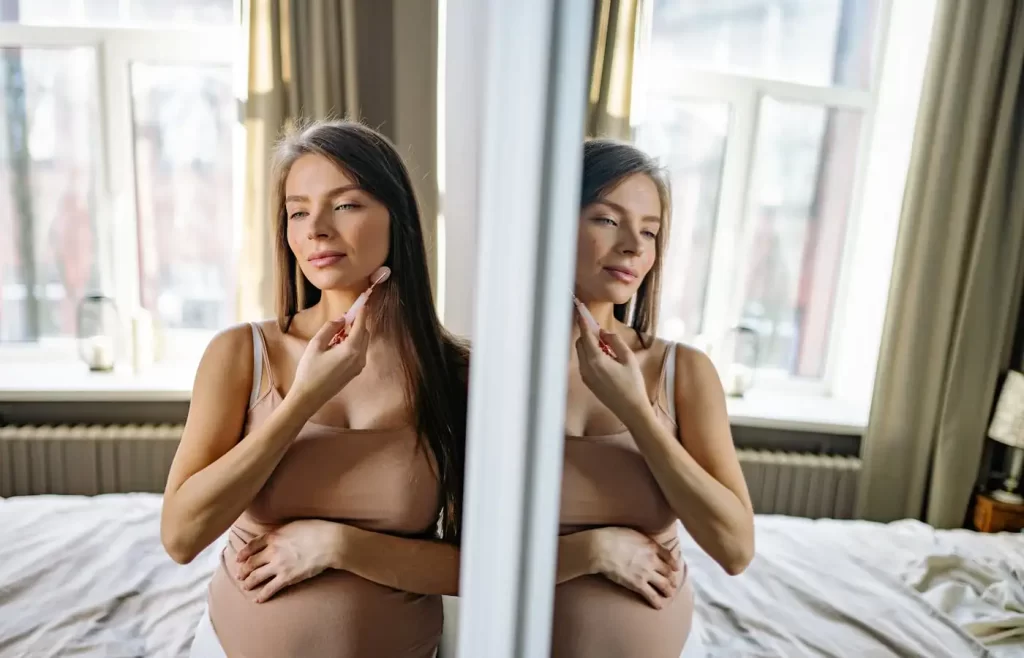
638,581,665,610
656,542,681,572
312,318,347,350
255,575,287,604
599,330,631,364
574,311,601,353
649,572,675,599
236,535,268,563
343,305,370,347
654,560,673,580
241,564,274,591
348,304,368,335
237,550,272,580
573,309,592,335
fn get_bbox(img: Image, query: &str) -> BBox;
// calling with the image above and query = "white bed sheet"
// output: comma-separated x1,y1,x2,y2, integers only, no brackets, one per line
1,494,219,658
683,516,1024,657
2,494,1022,657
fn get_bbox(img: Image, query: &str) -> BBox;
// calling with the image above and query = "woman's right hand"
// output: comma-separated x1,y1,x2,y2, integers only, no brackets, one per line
591,527,682,609
290,308,370,410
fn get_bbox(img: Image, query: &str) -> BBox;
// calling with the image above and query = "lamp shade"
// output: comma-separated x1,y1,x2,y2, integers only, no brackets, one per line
988,370,1024,449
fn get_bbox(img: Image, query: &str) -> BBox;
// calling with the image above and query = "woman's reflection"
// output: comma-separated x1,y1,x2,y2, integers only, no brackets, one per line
554,139,755,657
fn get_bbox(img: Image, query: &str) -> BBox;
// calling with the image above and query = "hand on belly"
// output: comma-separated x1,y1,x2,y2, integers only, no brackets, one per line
588,527,683,608
234,519,342,602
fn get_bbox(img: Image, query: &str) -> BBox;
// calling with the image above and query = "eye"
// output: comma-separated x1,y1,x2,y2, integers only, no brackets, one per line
592,216,617,227
334,202,360,212
288,211,308,220
642,229,658,240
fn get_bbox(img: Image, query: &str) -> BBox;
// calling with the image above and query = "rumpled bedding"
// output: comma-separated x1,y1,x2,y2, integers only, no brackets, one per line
2,495,1023,657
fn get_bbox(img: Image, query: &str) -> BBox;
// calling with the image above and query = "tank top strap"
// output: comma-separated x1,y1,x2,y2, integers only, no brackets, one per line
248,323,275,408
654,341,678,424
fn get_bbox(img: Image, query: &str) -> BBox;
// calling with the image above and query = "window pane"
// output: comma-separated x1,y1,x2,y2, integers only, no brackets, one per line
650,0,882,89
635,99,728,343
737,98,863,378
131,63,236,332
0,47,101,343
1,0,235,26
128,0,236,25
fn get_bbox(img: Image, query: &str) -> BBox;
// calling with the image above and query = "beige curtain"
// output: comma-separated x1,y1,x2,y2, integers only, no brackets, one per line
237,0,438,321
586,0,639,140
856,0,1024,528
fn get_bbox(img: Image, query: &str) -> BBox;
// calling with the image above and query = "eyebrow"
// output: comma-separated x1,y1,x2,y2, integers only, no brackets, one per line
285,184,361,203
595,198,661,224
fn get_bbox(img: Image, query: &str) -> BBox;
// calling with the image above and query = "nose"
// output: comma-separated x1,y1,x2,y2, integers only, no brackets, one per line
306,204,334,240
616,226,644,256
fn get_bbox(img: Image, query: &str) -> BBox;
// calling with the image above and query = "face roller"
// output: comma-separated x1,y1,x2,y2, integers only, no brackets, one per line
328,266,391,347
572,293,614,358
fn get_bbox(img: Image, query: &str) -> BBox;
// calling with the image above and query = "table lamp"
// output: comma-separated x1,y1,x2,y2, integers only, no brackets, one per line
988,370,1024,504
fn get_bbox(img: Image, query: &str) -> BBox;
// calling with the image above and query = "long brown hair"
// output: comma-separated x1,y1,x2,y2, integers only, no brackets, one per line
580,139,671,347
270,119,468,542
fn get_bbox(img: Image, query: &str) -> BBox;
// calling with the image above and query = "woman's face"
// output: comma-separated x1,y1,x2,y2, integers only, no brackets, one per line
575,173,662,305
284,153,390,292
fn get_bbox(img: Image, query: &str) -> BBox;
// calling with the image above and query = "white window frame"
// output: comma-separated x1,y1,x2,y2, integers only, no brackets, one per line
0,16,242,369
450,0,593,655
632,0,896,399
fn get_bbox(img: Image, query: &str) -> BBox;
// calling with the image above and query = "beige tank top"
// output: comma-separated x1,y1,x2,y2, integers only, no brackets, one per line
553,340,695,658
206,324,443,658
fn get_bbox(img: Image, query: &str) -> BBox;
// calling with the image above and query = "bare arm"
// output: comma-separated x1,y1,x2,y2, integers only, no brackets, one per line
333,525,460,595
160,325,320,564
556,531,599,584
161,314,368,565
555,527,683,609
622,347,754,575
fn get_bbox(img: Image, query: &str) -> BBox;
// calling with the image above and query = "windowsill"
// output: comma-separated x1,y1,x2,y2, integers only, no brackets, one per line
726,390,867,435
2,365,869,434
0,363,194,402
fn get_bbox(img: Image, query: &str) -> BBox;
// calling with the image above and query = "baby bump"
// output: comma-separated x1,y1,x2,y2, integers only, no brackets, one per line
208,549,441,658
550,570,693,658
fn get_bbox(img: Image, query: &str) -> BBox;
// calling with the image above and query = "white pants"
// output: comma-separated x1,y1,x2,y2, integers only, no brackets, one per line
187,605,441,658
188,597,691,658
189,608,227,658
679,613,706,658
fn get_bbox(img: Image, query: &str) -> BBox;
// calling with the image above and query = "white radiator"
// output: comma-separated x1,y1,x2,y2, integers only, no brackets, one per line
0,426,862,519
738,449,861,519
0,424,183,497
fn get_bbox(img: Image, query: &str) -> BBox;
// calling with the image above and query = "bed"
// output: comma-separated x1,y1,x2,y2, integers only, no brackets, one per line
1,494,1022,657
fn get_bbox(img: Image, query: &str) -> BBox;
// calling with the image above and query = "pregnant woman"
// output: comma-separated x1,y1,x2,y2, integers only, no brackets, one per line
161,120,468,657
553,139,755,657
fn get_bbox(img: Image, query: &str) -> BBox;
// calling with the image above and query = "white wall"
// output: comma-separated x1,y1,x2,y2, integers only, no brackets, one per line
437,0,484,338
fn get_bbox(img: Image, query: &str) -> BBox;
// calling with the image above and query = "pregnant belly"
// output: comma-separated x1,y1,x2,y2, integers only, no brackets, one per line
550,571,693,658
208,550,441,658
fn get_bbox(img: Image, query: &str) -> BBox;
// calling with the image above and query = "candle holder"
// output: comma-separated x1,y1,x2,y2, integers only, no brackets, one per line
77,294,119,372
722,325,759,398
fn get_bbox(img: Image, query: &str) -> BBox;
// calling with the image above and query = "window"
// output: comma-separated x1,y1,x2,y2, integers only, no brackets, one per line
634,0,891,393
0,1,241,366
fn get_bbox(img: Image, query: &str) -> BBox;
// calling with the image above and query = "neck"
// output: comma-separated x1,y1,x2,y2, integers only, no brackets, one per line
316,284,367,322
570,296,617,346
578,297,617,330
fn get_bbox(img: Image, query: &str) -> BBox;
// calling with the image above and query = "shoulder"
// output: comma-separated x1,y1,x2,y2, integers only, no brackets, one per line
195,323,258,389
671,342,725,403
203,322,256,359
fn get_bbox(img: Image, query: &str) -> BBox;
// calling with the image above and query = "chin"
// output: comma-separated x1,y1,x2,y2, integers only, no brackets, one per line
303,270,357,292
581,280,638,306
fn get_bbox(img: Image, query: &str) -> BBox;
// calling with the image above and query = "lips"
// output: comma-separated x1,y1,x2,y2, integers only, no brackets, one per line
308,251,346,268
603,266,638,283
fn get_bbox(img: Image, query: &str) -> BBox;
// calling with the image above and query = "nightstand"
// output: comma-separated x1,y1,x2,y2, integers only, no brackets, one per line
973,492,1024,533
